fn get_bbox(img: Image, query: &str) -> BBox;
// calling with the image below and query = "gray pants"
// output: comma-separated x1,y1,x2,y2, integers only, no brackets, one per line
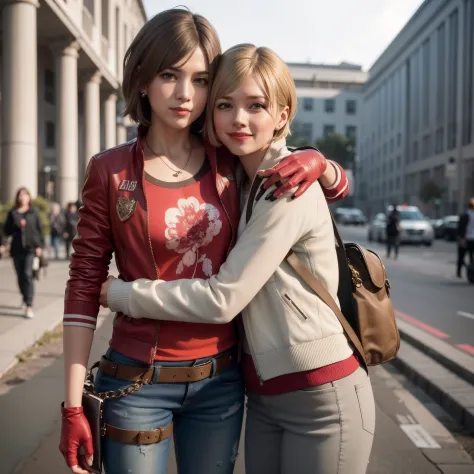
245,366,375,474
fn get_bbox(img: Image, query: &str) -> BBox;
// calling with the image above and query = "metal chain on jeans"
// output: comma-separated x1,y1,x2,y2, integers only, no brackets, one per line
84,362,147,401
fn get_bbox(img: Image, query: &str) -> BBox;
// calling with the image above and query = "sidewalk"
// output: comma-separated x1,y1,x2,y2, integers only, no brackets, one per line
0,253,117,378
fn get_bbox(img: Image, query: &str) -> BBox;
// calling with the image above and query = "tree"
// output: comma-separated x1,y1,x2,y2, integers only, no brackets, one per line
419,179,444,204
315,133,355,170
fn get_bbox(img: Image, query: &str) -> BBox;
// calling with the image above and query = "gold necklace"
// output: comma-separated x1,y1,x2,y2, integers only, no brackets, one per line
145,138,193,177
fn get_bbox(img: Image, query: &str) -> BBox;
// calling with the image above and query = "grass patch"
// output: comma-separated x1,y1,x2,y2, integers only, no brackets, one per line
16,325,63,363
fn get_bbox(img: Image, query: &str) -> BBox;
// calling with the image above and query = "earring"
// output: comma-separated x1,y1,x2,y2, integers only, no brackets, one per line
141,92,146,98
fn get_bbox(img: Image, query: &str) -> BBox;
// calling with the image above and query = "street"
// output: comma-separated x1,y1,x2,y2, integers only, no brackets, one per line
0,229,473,473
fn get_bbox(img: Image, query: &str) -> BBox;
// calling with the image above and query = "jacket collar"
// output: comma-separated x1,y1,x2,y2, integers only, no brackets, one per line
256,138,291,172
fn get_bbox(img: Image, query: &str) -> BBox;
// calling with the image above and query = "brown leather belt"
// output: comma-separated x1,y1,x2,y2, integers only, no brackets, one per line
99,349,237,384
104,423,173,445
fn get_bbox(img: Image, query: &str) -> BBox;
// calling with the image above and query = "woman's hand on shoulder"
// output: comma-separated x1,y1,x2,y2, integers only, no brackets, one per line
257,148,327,199
100,275,117,307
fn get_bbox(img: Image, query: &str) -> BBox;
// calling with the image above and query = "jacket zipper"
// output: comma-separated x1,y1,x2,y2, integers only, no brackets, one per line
141,157,161,363
283,294,308,321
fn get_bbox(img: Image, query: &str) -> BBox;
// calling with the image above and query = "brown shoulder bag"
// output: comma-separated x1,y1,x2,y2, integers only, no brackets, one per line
286,215,400,367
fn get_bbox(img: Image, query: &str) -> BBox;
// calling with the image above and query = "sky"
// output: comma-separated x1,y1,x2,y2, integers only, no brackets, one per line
143,0,424,71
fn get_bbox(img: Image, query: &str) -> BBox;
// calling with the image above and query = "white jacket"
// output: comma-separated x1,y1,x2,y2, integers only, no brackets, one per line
108,139,353,381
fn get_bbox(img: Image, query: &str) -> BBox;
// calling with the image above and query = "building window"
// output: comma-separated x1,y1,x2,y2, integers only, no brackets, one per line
435,127,444,154
447,10,458,150
346,99,356,115
397,132,402,147
45,121,55,148
422,39,430,129
346,126,357,139
44,69,55,105
412,141,419,162
323,124,335,136
324,99,335,113
390,138,394,153
301,123,313,142
422,134,431,159
396,177,400,189
396,155,401,169
303,98,313,111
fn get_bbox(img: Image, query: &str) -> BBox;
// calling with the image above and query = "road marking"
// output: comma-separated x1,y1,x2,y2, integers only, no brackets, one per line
456,344,474,356
400,424,441,449
395,310,450,339
457,311,474,320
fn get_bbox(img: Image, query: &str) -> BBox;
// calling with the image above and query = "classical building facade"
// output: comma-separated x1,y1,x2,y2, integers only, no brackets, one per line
0,0,146,205
287,62,367,145
358,0,474,216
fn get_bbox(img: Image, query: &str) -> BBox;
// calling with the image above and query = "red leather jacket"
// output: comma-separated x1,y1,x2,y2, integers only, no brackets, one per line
64,132,347,364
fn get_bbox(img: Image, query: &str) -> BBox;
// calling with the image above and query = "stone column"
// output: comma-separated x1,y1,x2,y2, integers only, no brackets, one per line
55,41,80,207
104,92,117,149
83,71,102,171
1,0,39,202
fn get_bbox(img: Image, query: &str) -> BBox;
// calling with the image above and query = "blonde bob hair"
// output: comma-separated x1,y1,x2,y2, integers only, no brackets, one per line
206,44,297,146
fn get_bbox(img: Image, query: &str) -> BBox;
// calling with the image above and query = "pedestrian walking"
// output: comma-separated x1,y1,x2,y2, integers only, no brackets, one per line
58,10,351,474
3,187,45,318
103,44,373,474
63,202,79,259
49,202,65,260
386,204,401,259
457,197,474,278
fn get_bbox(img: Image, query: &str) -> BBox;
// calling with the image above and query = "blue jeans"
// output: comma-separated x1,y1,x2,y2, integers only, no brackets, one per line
50,233,61,259
95,348,245,474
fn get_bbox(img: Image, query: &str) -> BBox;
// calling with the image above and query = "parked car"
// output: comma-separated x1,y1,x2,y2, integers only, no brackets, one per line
442,215,459,241
335,207,368,226
430,219,445,239
387,205,434,246
367,213,387,242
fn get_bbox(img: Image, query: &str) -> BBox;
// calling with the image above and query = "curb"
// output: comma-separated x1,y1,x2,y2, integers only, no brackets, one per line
392,340,474,435
0,298,65,379
397,319,474,385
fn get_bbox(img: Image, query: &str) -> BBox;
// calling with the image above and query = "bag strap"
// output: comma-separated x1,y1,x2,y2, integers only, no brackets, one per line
285,251,367,367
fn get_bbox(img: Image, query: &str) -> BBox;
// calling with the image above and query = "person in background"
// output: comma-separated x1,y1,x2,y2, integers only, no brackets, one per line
386,204,401,259
457,197,474,278
3,187,44,318
64,202,79,260
49,202,66,260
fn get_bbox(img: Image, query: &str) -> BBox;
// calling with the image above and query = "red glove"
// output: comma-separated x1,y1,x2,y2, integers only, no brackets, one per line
257,148,327,200
59,405,94,469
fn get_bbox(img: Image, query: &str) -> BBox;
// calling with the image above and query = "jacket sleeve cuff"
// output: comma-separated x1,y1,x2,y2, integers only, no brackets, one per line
108,280,133,315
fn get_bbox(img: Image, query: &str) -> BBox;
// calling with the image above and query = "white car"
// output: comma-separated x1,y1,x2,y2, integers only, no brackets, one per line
387,205,434,246
367,213,387,242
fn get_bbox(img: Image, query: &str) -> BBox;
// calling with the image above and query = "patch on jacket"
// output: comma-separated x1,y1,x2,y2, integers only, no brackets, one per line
119,180,137,191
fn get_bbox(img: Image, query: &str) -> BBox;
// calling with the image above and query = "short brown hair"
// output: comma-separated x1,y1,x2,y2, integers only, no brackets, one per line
14,187,31,208
206,44,297,146
122,9,221,128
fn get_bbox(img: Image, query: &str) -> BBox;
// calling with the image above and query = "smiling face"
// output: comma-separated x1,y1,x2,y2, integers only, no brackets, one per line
213,75,289,158
141,48,210,131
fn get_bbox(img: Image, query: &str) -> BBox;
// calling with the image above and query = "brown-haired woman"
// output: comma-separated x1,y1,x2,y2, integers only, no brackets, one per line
59,9,349,474
3,187,44,318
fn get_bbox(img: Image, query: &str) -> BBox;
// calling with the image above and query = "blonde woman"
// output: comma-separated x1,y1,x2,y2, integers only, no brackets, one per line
102,44,375,474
